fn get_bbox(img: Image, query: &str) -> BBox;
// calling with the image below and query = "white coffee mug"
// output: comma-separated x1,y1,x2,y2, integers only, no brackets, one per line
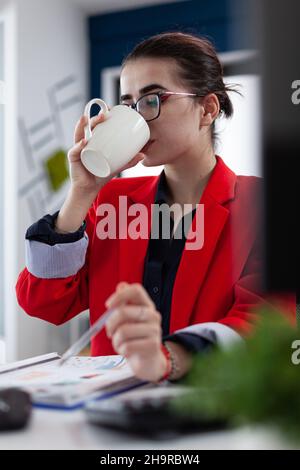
81,98,150,178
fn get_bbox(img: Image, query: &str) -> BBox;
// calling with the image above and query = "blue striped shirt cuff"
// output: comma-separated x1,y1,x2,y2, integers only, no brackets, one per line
25,234,89,279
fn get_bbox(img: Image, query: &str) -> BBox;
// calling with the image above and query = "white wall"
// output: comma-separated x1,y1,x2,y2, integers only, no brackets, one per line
2,0,88,361
0,81,4,104
1,0,18,363
215,75,262,177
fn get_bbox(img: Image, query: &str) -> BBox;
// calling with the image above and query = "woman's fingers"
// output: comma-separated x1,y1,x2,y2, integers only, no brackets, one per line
105,283,155,310
74,113,106,144
67,138,88,163
69,111,107,161
116,281,128,292
104,282,166,382
106,304,161,339
118,337,162,359
90,113,106,131
74,115,87,144
111,322,161,353
117,337,162,359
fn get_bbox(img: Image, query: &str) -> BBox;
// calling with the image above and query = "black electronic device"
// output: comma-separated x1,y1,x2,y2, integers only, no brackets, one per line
84,388,228,436
0,388,32,431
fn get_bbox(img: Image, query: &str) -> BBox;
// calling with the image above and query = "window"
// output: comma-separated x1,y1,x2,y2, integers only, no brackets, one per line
215,51,261,177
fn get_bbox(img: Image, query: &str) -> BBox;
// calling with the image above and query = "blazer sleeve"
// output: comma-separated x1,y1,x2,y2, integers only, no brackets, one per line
217,232,296,335
174,232,296,348
15,196,98,326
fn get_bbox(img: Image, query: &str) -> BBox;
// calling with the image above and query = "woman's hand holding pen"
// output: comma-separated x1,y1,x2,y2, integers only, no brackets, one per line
105,282,168,383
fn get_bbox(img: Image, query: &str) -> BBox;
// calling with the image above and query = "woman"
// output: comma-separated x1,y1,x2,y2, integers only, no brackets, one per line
15,32,294,383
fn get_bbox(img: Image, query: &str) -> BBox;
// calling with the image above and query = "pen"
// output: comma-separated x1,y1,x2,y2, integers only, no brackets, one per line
58,308,116,366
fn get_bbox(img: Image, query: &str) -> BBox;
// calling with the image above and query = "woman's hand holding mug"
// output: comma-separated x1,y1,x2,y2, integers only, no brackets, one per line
80,98,150,182
68,112,145,195
55,99,149,233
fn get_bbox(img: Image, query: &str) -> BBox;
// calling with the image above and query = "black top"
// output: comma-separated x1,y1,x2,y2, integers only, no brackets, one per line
141,170,211,353
25,211,86,246
143,170,197,336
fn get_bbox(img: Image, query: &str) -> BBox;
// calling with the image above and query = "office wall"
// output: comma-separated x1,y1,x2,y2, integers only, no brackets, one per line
89,0,253,98
5,0,88,360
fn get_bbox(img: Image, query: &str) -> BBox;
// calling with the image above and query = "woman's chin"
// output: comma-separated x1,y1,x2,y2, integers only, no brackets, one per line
140,154,159,167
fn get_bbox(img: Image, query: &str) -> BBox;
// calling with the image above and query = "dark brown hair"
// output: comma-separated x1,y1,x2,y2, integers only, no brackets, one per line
121,31,241,148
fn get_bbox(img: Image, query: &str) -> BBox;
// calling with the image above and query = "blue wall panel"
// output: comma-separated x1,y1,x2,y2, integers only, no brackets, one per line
89,0,252,101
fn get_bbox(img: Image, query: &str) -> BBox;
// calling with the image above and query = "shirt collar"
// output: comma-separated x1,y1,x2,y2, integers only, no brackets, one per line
154,170,198,218
154,169,170,204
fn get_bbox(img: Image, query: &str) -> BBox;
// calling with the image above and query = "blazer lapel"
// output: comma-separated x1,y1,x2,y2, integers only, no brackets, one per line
169,156,237,332
118,176,159,284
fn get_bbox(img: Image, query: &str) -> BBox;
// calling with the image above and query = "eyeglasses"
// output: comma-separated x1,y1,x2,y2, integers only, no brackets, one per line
120,91,203,122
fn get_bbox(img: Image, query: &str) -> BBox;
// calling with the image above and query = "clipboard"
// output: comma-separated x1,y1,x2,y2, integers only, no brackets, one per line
0,353,148,410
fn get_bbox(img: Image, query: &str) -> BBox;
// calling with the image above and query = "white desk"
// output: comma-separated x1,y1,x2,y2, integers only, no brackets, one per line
0,408,293,450
0,385,294,450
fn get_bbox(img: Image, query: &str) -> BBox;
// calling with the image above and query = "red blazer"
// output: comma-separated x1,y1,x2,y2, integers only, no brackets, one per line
16,156,295,355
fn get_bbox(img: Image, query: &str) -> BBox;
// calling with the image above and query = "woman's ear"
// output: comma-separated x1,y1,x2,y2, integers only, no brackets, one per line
199,93,220,128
